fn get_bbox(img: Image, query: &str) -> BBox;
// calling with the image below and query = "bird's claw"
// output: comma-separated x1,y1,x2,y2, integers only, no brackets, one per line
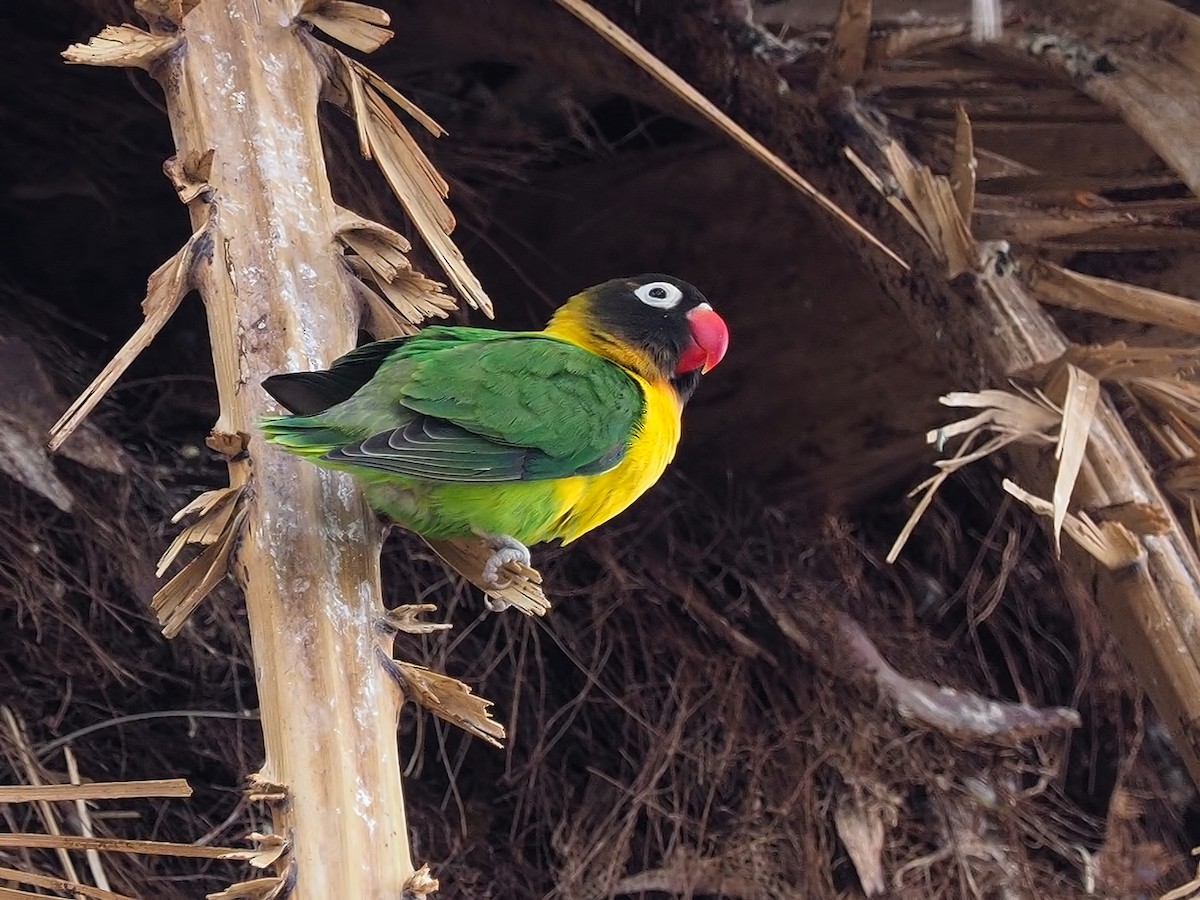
479,535,532,612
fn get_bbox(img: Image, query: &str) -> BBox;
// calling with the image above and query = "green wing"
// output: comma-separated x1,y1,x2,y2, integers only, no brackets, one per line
266,330,644,484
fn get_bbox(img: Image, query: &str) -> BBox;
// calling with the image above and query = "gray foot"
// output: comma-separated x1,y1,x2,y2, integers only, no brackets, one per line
479,534,532,611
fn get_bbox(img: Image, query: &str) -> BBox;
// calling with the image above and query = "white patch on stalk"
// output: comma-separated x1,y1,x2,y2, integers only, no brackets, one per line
971,0,1001,42
354,778,377,836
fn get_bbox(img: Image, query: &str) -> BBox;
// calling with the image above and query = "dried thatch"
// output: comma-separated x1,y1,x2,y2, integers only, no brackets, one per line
3,0,1200,897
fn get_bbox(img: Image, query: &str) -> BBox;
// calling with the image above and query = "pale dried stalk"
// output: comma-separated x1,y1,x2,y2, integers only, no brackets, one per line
0,867,133,900
0,833,251,860
64,748,112,894
0,779,191,803
0,708,83,889
114,1,416,895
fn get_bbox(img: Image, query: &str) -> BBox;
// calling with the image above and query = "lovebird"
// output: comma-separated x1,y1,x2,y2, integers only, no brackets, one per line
260,274,728,602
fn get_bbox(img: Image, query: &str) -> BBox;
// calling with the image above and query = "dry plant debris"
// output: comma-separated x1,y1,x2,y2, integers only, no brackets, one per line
553,0,908,269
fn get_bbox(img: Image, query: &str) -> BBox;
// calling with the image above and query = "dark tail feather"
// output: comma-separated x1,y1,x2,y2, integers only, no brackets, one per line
262,336,411,414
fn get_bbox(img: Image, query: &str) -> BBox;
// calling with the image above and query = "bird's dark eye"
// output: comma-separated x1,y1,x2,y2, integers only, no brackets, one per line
649,287,667,299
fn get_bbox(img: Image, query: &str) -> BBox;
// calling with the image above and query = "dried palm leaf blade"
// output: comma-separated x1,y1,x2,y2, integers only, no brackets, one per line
1003,480,1143,570
952,102,976,223
0,779,191,803
390,662,506,747
1056,343,1197,383
822,0,873,87
156,485,245,577
323,52,492,314
334,210,412,283
889,386,1060,562
1031,260,1200,337
300,0,393,53
1048,364,1101,553
152,506,249,638
0,833,254,860
61,24,178,69
553,0,907,269
404,865,439,897
881,141,976,277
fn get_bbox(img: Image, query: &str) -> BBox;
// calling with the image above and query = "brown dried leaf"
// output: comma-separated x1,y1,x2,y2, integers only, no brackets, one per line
301,1,392,53
0,865,135,900
889,386,1060,562
404,864,439,897
1051,364,1101,553
353,277,422,339
152,506,249,638
1003,480,1143,570
834,794,887,896
883,141,976,277
62,24,179,69
1031,261,1200,337
245,775,287,804
334,209,412,282
0,779,191,803
823,0,872,86
424,536,551,616
244,832,287,869
952,103,976,224
350,59,445,138
0,832,253,860
1059,342,1196,383
157,485,245,577
359,102,492,314
1090,501,1172,536
393,662,506,746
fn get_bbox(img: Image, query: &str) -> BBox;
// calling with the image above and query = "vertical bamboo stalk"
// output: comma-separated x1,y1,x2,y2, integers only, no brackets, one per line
150,1,413,894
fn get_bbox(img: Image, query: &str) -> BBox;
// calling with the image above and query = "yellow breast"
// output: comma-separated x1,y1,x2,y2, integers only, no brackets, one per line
551,374,682,543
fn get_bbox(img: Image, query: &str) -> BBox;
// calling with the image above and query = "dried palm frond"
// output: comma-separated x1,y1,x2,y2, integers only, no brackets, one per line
553,0,907,269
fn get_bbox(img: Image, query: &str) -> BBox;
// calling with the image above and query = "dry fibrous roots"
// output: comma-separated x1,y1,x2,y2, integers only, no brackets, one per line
0,353,1186,899
391,474,1185,899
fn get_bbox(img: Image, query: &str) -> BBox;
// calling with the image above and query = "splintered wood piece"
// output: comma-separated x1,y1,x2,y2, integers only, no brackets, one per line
390,661,506,747
48,222,208,453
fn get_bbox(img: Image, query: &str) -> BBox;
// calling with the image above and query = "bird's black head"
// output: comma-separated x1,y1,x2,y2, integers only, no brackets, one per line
548,274,729,402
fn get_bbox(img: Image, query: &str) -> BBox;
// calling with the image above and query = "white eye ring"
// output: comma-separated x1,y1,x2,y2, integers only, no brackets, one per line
634,281,682,310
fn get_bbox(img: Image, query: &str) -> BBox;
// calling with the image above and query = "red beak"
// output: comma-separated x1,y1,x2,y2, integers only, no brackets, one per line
677,304,729,375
